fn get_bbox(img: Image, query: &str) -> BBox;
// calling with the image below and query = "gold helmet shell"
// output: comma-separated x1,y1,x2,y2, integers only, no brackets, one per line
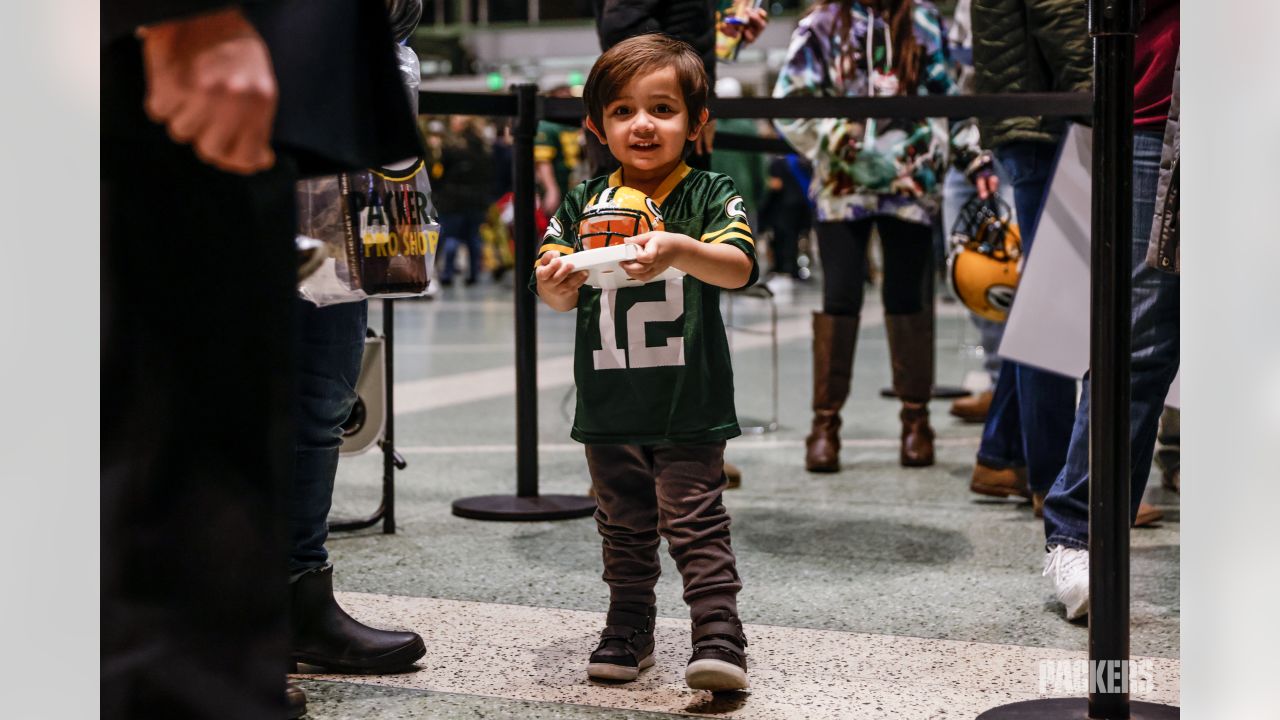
947,195,1022,323
576,186,664,251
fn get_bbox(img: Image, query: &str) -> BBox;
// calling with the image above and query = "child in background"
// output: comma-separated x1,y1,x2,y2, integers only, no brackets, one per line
532,34,757,691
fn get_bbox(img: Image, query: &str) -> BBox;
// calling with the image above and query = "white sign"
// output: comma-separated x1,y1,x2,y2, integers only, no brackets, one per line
997,123,1180,409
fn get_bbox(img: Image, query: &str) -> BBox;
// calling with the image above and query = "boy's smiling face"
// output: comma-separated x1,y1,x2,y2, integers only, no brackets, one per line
590,67,707,186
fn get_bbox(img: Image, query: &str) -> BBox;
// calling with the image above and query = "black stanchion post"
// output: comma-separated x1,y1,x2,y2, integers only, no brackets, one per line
513,82,540,497
1088,0,1139,715
451,84,596,522
382,298,397,534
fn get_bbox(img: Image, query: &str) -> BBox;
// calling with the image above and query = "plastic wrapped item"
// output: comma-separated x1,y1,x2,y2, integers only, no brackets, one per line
297,161,440,306
297,31,434,307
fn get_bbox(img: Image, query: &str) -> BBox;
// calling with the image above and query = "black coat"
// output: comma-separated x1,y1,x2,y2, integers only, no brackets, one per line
593,0,717,90
102,0,421,177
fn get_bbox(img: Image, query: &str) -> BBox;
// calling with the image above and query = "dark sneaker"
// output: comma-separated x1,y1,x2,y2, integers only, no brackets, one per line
685,613,748,691
587,604,656,682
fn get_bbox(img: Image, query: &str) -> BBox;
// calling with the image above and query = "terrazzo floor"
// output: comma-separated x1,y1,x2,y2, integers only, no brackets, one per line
296,276,1181,718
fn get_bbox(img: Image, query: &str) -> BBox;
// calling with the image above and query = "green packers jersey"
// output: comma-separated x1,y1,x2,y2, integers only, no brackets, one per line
534,121,582,198
533,163,759,445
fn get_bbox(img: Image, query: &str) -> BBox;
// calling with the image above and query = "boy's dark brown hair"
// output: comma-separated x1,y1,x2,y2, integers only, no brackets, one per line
583,34,709,140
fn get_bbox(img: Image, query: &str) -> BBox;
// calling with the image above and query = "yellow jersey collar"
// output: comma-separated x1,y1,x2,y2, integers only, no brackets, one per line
607,162,692,207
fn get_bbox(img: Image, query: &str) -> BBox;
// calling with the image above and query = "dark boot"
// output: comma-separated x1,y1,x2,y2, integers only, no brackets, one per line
885,311,935,467
805,312,859,472
285,681,307,719
587,603,656,682
291,566,425,673
685,611,748,691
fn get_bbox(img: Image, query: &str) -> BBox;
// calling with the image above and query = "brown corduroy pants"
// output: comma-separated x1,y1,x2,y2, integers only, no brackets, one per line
585,442,742,623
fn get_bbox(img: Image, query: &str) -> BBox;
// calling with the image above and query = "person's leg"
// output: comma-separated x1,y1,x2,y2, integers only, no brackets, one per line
806,221,873,472
586,445,663,608
287,299,425,673
772,220,800,276
997,141,1077,500
817,220,872,317
653,443,740,621
290,300,368,577
464,210,485,285
102,40,295,720
1043,130,1180,547
584,444,661,681
877,217,937,467
976,364,1025,468
438,212,461,284
1015,368,1079,498
1041,131,1178,620
652,442,748,691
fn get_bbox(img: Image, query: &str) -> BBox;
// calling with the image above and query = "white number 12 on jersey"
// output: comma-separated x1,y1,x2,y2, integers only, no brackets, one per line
592,277,686,370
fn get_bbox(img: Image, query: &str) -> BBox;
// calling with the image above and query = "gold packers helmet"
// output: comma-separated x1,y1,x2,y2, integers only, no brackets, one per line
947,195,1022,323
576,186,664,251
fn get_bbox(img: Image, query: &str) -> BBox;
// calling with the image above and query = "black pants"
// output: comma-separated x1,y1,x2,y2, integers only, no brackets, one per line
815,217,932,317
585,443,741,624
102,40,297,720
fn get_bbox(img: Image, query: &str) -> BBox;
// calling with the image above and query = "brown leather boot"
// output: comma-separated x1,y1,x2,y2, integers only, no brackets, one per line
885,311,935,467
970,463,1031,498
899,403,935,467
805,312,859,472
949,389,992,423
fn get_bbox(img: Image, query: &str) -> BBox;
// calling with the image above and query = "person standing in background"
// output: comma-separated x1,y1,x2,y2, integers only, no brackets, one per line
774,0,997,474
966,0,1091,510
101,1,421,718
1041,3,1180,621
436,116,494,286
286,1,429,708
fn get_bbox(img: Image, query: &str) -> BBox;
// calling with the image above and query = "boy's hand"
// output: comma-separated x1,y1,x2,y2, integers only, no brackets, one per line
620,232,694,283
535,251,589,311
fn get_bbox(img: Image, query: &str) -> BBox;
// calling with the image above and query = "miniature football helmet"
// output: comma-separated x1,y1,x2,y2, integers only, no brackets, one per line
947,195,1022,323
576,186,664,251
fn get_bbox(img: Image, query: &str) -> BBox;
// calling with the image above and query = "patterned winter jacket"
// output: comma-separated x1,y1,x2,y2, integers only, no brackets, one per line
772,1,987,225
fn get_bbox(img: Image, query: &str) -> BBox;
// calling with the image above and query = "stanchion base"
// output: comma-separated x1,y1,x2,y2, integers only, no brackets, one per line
452,494,597,521
330,504,389,533
880,384,972,400
976,698,1179,719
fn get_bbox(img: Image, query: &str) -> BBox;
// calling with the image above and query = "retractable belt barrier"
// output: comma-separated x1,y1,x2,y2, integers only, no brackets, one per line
420,17,1175,711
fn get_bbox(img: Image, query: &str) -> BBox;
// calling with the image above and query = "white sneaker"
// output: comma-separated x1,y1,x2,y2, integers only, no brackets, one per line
1043,545,1090,620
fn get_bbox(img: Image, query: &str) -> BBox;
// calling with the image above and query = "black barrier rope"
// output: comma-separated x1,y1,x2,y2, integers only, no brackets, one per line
539,92,1092,124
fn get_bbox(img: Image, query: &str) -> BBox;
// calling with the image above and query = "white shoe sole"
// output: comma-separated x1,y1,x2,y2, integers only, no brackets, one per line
1063,596,1088,620
685,658,748,691
587,653,654,682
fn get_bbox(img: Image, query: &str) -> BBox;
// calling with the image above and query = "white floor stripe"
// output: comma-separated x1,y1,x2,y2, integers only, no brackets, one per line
299,593,1179,719
393,316,813,415
396,436,981,456
392,303,978,415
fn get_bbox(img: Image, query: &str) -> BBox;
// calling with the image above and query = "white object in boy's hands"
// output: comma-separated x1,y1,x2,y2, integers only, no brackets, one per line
565,243,685,290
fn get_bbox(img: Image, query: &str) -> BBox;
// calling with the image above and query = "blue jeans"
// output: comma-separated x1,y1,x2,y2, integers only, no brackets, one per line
1043,131,1177,550
439,210,485,283
290,298,368,575
975,141,1080,494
